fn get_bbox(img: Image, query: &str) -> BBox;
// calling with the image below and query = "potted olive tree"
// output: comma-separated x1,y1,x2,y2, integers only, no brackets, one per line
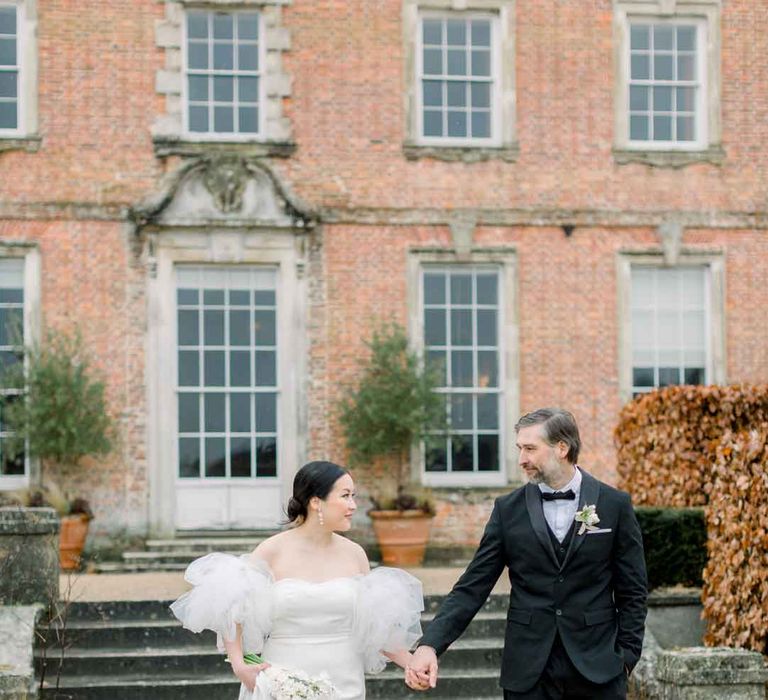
1,328,113,570
339,323,446,566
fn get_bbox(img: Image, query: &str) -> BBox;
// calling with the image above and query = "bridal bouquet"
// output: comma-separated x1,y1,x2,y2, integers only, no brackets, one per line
242,652,336,700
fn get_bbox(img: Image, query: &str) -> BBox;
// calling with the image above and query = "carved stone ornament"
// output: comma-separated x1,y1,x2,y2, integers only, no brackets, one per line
449,212,477,257
657,219,684,266
202,156,249,214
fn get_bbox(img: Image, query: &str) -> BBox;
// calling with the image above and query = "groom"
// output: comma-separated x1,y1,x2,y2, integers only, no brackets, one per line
407,408,647,699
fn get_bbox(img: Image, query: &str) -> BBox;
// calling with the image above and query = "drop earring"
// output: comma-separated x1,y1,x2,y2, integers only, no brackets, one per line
318,507,325,526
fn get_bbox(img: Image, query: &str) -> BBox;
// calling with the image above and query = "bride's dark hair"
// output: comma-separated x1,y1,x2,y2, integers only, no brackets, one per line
286,461,349,524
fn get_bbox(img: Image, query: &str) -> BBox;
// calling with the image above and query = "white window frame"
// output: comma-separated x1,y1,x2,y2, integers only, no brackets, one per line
0,0,36,139
181,8,267,141
613,0,721,155
415,10,502,148
408,249,519,488
616,252,725,404
0,246,40,491
625,18,707,151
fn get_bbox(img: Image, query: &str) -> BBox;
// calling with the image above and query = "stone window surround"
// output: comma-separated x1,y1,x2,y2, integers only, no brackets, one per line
0,0,40,153
407,246,520,487
613,0,723,168
152,0,294,158
616,249,726,405
402,0,518,163
145,228,308,536
0,242,40,491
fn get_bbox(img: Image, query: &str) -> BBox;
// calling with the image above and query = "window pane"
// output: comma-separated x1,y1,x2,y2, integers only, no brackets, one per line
677,116,695,141
255,393,276,432
450,394,473,429
653,115,672,140
477,309,497,346
477,434,499,471
631,54,649,80
238,44,258,71
677,54,695,81
205,437,226,477
255,350,276,386
203,289,224,305
256,437,277,476
178,310,199,346
477,394,498,429
630,25,650,50
239,76,259,103
0,102,16,129
230,393,251,433
214,105,234,132
446,19,466,46
450,274,472,304
423,110,442,137
447,50,466,76
1,444,24,476
425,436,448,472
204,393,225,432
178,351,199,386
213,13,234,39
677,26,696,51
228,310,249,346
230,350,251,386
0,8,17,35
427,350,447,384
239,14,259,40
254,310,276,345
471,82,490,109
213,43,233,71
477,351,498,387
178,393,199,433
471,111,490,138
188,105,208,132
476,273,497,304
653,54,673,80
632,367,654,388
423,80,443,107
213,76,234,102
423,19,442,45
446,82,466,107
424,308,446,346
179,438,201,478
653,86,673,111
187,14,208,39
451,309,472,346
684,367,704,385
654,25,674,51
204,309,225,345
424,273,446,304
187,43,208,70
423,48,442,75
451,436,474,471
178,288,198,305
0,307,22,345
471,50,490,77
188,75,208,101
630,86,648,111
0,38,16,66
658,367,680,387
254,290,275,305
230,437,251,477
471,20,490,47
0,71,17,97
677,86,695,112
451,350,473,386
204,351,225,386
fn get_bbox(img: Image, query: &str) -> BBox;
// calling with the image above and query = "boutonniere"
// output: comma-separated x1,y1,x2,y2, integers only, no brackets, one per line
574,504,600,535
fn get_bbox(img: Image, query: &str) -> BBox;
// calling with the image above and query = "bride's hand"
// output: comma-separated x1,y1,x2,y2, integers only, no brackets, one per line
232,661,270,692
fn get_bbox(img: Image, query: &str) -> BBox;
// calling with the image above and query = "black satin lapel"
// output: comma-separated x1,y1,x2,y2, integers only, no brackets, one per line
525,483,559,568
562,469,601,569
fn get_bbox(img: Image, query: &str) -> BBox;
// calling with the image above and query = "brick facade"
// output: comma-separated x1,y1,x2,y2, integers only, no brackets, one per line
0,0,766,547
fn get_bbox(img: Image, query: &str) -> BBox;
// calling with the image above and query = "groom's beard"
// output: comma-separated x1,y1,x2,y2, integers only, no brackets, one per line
522,455,561,487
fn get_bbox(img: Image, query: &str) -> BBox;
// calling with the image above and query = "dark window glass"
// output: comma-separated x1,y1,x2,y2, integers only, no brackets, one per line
179,438,201,478
254,310,276,345
425,436,448,472
178,393,199,433
204,393,226,432
230,393,251,433
477,434,499,471
256,437,277,476
255,350,276,386
178,351,200,386
178,310,199,346
230,437,251,477
451,436,474,471
230,350,251,387
205,437,226,477
204,351,225,386
255,393,276,432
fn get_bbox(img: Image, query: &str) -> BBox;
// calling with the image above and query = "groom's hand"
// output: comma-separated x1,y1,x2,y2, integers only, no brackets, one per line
407,645,439,689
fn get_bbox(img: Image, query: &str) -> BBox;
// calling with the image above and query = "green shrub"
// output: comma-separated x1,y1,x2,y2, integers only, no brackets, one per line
635,506,706,589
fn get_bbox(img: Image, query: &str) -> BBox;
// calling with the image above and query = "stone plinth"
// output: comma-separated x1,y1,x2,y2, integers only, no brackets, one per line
657,647,768,699
0,605,42,699
0,508,59,606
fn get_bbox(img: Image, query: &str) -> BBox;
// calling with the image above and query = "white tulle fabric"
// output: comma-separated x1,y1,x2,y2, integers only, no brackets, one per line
354,567,424,673
170,553,272,654
170,554,424,700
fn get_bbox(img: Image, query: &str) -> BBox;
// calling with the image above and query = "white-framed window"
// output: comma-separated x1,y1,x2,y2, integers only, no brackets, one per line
417,12,499,145
421,266,503,477
627,20,706,148
416,12,500,146
0,2,21,134
630,266,709,397
175,266,278,480
183,9,264,138
617,253,725,403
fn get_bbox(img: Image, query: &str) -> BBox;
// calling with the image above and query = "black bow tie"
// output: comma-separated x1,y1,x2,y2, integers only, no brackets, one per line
541,489,576,501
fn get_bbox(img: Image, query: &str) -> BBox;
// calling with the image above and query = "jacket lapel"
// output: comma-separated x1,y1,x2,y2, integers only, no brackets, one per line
525,483,559,568
561,468,601,570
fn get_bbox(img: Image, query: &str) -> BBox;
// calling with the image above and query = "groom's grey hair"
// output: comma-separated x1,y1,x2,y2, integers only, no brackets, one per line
514,408,581,464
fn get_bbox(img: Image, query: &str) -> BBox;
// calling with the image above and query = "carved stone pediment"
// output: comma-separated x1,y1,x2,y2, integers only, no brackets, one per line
131,156,314,231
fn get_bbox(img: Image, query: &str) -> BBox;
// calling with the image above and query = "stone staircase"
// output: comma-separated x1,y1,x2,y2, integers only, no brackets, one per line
94,532,278,573
35,594,507,699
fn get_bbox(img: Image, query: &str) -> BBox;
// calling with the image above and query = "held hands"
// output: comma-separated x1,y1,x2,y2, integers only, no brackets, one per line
405,645,439,691
232,660,270,692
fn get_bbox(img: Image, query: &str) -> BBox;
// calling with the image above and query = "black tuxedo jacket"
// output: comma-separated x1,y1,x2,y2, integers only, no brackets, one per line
420,469,648,692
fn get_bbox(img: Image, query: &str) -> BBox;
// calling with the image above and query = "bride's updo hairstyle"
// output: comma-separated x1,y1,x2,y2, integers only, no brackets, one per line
286,460,349,524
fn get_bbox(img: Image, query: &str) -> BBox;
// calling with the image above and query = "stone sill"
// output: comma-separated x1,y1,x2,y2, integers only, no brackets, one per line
403,142,519,163
152,137,296,159
648,587,701,606
0,135,42,154
613,146,725,168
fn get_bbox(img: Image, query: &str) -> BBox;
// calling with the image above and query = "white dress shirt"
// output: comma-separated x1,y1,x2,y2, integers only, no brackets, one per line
539,467,582,542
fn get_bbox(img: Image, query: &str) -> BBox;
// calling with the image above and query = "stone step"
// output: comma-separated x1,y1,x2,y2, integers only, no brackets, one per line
36,638,503,678
39,667,503,699
145,536,272,553
92,561,190,573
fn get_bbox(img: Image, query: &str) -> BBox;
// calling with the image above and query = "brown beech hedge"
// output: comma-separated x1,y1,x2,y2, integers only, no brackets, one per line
703,428,768,653
614,384,768,506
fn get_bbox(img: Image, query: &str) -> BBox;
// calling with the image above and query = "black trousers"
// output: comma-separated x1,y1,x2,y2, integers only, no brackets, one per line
503,635,627,700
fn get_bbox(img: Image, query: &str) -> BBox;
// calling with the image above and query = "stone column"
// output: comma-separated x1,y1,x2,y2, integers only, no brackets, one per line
657,647,768,699
0,507,59,606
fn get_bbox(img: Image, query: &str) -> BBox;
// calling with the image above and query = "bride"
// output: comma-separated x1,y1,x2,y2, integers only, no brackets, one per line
171,461,427,699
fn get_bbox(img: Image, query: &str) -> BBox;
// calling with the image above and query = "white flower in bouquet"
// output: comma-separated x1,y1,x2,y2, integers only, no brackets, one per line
241,652,336,700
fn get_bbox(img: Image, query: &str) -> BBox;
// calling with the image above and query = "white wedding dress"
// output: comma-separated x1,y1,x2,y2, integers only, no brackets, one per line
170,554,423,700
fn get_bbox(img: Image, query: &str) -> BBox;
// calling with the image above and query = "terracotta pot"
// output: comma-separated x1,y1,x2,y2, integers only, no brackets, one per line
59,514,90,570
369,509,434,566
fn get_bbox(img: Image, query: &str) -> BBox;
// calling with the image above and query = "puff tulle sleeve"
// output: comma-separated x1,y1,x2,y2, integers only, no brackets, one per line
355,567,424,673
170,553,273,654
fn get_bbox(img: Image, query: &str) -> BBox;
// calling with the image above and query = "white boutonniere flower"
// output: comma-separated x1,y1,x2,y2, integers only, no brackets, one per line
574,504,600,535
